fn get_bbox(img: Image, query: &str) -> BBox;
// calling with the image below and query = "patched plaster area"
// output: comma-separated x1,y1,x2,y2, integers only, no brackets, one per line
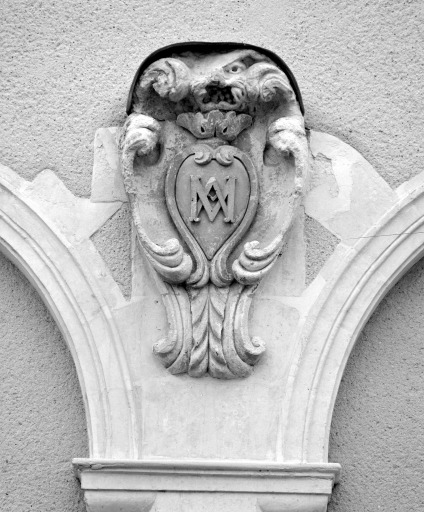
91,203,132,300
304,214,340,286
305,131,397,242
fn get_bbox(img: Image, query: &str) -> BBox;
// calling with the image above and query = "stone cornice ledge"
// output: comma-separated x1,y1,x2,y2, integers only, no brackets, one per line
73,458,340,512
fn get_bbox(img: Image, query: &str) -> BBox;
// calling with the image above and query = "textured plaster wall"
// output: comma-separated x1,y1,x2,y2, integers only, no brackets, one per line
0,252,88,512
1,0,423,196
1,0,423,510
329,257,424,512
91,203,132,299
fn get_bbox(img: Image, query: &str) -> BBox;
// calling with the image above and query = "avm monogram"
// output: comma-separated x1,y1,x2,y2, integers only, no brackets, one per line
189,175,236,223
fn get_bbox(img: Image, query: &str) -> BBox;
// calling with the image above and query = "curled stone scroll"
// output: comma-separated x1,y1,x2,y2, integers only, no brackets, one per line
120,43,309,379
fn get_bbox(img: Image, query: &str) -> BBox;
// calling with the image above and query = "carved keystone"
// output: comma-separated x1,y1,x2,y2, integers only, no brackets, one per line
120,42,308,378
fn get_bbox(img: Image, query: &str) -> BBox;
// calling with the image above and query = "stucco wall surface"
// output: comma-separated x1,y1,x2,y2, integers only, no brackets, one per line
1,0,424,511
3,235,424,511
329,257,424,512
1,0,423,196
0,252,88,512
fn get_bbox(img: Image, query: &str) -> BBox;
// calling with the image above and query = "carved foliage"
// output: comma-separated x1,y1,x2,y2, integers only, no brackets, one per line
177,110,252,141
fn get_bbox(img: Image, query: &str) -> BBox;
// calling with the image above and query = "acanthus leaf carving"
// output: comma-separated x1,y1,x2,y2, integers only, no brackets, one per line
120,43,309,379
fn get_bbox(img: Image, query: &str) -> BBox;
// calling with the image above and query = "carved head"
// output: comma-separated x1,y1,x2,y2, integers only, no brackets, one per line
127,42,304,120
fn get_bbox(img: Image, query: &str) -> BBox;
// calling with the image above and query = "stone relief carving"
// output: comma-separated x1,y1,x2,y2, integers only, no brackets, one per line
3,40,421,512
119,43,309,378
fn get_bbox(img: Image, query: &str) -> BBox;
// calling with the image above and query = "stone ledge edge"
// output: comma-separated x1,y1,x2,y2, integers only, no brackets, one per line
73,458,340,494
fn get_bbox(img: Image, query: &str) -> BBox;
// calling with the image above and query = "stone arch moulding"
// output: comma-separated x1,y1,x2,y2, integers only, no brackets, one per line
282,173,424,463
2,41,424,512
0,163,138,460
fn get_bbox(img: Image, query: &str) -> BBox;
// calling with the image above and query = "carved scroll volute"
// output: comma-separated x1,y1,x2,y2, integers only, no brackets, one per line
246,63,295,103
121,43,308,379
232,117,308,286
119,114,193,285
139,58,191,102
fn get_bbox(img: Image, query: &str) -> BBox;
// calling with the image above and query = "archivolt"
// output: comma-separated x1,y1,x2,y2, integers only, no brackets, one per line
282,175,424,462
2,159,424,465
0,165,137,459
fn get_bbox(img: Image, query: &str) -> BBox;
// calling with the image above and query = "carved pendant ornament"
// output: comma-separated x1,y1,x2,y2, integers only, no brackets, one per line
120,42,309,379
